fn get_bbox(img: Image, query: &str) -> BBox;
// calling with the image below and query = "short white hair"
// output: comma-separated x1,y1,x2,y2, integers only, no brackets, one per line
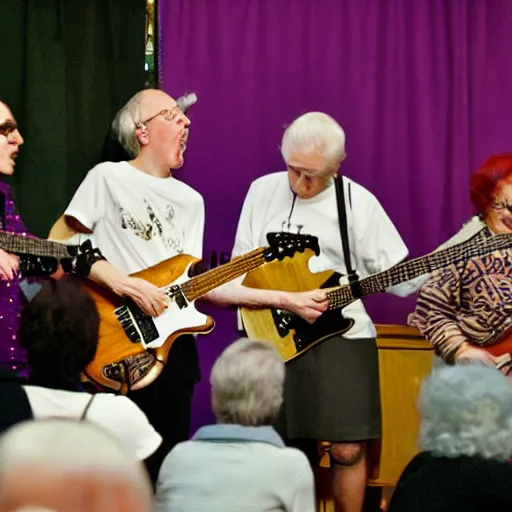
111,90,147,158
211,338,285,426
280,112,346,169
0,420,151,511
418,365,512,461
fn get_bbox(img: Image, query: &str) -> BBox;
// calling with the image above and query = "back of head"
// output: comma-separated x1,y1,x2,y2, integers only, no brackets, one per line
211,338,285,426
111,90,147,158
18,278,99,388
0,420,151,512
280,112,346,168
418,365,512,460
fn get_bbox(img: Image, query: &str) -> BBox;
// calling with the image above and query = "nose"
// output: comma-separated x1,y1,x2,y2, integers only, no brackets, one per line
10,129,23,145
15,130,24,145
295,175,309,196
183,113,191,127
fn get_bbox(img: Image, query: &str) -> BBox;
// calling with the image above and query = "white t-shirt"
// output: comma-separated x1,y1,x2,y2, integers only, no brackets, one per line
232,172,409,338
64,161,205,274
23,385,162,461
154,441,315,512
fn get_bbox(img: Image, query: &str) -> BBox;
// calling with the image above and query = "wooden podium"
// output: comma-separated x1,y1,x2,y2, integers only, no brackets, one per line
318,324,434,510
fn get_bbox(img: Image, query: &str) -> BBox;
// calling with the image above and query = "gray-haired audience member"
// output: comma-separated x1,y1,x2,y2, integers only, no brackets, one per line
388,364,512,511
153,338,315,512
0,420,152,512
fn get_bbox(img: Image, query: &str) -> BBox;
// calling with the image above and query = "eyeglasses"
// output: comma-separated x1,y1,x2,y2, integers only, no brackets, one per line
492,200,512,214
137,106,184,127
0,119,18,138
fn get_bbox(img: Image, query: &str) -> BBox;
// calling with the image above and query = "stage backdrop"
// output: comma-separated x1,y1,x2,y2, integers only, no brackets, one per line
159,0,512,430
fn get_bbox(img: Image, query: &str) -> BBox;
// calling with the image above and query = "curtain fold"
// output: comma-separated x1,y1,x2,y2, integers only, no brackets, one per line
0,0,146,236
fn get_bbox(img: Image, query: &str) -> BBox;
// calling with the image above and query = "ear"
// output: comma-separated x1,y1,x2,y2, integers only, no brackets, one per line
135,123,150,147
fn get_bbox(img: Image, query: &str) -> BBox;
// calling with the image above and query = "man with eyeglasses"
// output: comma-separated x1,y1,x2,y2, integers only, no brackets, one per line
52,89,204,452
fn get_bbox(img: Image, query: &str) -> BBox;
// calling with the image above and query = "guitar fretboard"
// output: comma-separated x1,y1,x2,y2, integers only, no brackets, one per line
181,247,268,301
0,232,71,260
328,228,512,310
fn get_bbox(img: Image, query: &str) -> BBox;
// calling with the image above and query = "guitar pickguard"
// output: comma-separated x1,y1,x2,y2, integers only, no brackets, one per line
271,309,354,356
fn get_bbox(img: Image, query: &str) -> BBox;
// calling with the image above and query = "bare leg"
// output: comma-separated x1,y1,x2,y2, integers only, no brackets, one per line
330,442,367,512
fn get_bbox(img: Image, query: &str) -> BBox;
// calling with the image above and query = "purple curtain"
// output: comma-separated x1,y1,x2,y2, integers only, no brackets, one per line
159,0,512,430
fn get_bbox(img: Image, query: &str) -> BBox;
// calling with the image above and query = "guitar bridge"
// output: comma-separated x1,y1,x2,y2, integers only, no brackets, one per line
114,300,159,345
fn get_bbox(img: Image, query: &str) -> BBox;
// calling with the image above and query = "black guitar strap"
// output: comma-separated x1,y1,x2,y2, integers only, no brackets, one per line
333,174,362,297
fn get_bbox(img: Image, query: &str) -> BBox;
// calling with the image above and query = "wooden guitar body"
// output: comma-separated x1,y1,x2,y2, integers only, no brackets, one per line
83,254,214,393
241,249,353,361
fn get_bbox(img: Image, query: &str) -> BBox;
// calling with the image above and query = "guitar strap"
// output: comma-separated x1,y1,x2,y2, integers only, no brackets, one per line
334,174,358,282
334,174,362,298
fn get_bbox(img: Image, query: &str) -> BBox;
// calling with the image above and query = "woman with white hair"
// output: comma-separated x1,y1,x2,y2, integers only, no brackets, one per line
0,419,152,512
388,365,512,511
153,338,315,512
224,112,410,512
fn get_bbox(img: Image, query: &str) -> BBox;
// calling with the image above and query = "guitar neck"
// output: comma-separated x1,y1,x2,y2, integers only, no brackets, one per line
328,229,512,310
0,232,71,261
181,247,268,301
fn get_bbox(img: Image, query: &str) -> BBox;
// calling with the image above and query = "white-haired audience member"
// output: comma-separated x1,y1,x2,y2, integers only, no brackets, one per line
388,365,512,511
0,420,152,512
153,338,315,512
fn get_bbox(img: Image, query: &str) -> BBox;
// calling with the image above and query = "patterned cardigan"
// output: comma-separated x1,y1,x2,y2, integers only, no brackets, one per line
408,228,512,363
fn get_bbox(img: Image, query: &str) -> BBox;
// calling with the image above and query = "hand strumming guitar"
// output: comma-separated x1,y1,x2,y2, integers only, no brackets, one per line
455,345,496,366
89,260,168,318
454,345,512,377
280,289,329,324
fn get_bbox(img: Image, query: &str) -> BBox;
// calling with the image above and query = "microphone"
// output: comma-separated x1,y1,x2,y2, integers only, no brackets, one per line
177,92,198,113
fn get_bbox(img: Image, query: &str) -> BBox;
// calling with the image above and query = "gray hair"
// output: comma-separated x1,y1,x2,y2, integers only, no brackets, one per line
111,91,147,158
418,365,512,461
211,338,285,426
280,112,346,169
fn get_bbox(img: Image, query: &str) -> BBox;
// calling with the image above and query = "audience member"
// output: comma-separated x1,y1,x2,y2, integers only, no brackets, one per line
154,338,315,512
388,364,512,511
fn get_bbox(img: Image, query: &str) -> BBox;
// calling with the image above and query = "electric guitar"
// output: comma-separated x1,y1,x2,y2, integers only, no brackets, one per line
240,229,512,362
0,230,320,392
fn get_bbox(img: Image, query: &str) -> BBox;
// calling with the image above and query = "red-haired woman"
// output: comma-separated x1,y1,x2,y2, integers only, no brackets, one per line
409,154,512,372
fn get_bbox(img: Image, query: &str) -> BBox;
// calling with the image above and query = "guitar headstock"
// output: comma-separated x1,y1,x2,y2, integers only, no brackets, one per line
264,232,320,262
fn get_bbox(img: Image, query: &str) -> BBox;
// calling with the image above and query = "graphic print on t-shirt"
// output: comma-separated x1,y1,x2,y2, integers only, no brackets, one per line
119,198,183,253
280,218,306,234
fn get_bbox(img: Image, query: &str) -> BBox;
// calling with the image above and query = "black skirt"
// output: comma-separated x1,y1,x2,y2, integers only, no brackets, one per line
276,334,381,442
